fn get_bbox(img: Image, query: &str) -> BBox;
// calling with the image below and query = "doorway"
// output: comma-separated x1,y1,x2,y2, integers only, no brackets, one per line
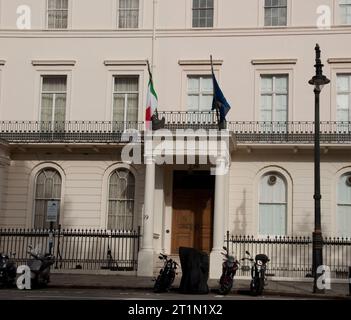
171,171,214,254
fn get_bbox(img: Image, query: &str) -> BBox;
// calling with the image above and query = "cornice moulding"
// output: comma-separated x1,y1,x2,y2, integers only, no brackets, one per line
178,60,223,66
104,60,147,66
251,59,298,65
328,58,351,64
32,60,76,66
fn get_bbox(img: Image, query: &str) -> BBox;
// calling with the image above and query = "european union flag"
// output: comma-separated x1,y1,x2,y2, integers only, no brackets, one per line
211,72,231,125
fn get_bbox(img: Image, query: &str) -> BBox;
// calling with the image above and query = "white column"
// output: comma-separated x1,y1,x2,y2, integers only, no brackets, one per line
210,157,227,279
137,155,156,277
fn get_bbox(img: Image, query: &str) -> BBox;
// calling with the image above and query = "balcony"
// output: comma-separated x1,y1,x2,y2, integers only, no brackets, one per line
228,121,351,144
0,121,145,144
0,112,350,145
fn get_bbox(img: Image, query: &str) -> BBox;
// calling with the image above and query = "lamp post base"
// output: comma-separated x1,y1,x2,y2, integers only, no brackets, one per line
312,231,325,294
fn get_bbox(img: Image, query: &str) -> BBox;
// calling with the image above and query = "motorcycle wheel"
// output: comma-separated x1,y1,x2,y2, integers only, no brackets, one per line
250,277,264,296
218,277,233,295
153,274,166,293
5,276,16,288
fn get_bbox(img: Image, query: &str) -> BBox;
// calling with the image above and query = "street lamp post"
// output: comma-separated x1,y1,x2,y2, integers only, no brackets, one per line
308,44,330,294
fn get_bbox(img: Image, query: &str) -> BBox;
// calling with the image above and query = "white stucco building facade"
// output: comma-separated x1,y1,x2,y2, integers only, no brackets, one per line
0,0,351,278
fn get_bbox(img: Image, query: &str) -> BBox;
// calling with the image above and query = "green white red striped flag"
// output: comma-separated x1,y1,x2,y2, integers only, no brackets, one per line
145,62,158,129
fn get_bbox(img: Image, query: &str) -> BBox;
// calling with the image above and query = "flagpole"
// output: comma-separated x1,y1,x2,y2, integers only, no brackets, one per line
210,55,220,128
147,59,152,81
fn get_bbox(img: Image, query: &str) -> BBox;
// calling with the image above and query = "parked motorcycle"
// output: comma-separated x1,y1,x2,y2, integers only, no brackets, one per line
27,245,55,288
241,250,270,296
218,246,239,295
153,253,178,293
0,252,17,288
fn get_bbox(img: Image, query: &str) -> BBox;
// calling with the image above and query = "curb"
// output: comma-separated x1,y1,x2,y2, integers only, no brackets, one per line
231,289,351,300
47,284,351,300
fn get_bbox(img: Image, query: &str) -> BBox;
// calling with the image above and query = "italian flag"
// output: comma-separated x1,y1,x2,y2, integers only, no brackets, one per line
145,71,158,129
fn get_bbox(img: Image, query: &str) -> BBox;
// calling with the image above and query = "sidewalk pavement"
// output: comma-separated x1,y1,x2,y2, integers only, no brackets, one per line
49,273,351,300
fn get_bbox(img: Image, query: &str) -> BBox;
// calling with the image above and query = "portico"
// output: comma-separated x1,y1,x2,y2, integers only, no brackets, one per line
137,130,231,278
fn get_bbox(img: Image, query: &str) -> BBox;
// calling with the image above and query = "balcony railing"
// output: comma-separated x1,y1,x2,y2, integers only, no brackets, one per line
228,121,351,144
0,121,145,144
0,116,351,144
158,111,217,130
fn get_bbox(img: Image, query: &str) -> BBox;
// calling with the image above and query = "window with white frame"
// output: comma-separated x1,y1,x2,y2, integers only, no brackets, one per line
192,0,214,28
108,168,135,230
118,0,139,28
340,0,351,24
337,173,351,237
40,75,67,130
113,76,139,130
34,168,62,229
264,0,287,26
336,74,351,131
187,75,213,111
259,173,287,236
260,74,288,131
47,0,68,29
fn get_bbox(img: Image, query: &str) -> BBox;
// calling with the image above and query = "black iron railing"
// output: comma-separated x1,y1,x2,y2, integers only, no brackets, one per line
228,121,351,144
225,232,351,279
158,111,217,130
0,121,144,144
0,227,140,271
0,118,351,144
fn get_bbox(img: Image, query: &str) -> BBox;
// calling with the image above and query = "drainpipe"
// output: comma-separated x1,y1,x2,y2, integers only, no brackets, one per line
151,0,157,74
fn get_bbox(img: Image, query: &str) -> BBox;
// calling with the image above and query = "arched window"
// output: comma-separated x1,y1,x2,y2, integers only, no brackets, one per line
259,173,287,236
337,173,351,237
34,168,62,229
108,168,135,230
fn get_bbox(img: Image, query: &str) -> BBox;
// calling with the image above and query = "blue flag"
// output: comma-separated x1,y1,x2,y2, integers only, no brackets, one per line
211,72,231,123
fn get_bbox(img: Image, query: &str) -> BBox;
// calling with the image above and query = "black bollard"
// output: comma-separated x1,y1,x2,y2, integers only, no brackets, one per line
48,221,54,255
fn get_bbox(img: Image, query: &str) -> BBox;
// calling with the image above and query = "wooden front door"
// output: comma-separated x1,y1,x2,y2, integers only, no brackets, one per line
171,171,214,254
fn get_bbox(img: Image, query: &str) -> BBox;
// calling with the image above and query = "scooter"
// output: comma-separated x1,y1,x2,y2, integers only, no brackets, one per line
218,246,239,295
27,245,55,288
0,252,17,288
153,253,178,293
241,250,270,296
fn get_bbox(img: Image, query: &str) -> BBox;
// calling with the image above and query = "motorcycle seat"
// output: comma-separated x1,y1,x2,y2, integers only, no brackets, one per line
255,254,270,263
27,259,42,271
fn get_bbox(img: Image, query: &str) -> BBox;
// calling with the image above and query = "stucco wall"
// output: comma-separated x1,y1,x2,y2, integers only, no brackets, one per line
229,148,351,237
0,155,146,229
0,1,350,123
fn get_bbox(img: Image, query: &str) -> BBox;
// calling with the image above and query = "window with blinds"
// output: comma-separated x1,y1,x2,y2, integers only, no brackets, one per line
40,75,67,131
113,76,139,130
259,173,287,236
108,169,135,230
337,174,351,237
336,74,351,131
260,74,288,132
34,168,62,229
47,0,68,29
118,0,139,28
187,75,213,111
